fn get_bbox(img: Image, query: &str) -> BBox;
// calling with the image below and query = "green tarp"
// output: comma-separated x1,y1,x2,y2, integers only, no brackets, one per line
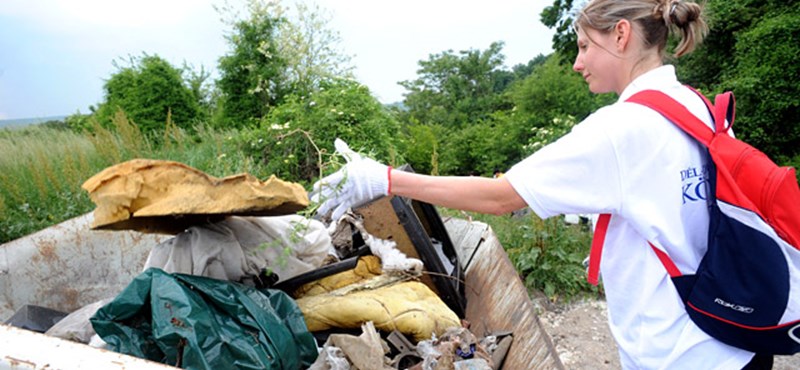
91,268,317,369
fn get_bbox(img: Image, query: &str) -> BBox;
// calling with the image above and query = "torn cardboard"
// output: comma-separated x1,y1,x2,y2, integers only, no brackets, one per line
81,159,309,234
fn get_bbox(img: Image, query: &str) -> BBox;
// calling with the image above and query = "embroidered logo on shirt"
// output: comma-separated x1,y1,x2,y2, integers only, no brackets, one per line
681,164,710,204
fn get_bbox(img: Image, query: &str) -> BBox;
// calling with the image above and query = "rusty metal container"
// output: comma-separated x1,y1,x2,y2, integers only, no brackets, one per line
0,207,563,369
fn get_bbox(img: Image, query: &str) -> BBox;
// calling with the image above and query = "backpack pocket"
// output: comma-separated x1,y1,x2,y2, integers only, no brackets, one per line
682,202,800,354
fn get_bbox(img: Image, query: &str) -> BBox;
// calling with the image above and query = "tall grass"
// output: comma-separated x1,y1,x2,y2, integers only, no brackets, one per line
0,113,259,244
1,115,600,303
440,209,600,303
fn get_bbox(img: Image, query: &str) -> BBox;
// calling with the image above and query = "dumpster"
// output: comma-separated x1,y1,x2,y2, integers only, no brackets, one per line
0,198,563,369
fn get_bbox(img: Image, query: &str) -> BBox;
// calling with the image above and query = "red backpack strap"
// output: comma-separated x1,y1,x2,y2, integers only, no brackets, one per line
626,90,715,146
588,89,711,285
713,91,735,135
588,214,611,285
589,214,683,285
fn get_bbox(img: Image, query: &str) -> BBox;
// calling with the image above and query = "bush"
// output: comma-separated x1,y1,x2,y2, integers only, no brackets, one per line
444,209,599,303
95,54,202,136
236,78,403,185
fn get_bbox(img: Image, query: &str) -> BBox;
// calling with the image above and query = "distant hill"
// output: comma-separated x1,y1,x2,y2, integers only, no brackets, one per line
0,115,68,129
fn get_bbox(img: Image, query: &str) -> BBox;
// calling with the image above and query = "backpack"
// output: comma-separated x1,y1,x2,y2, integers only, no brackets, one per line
587,87,800,355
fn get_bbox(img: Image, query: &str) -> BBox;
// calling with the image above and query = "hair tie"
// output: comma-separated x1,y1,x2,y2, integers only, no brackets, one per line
669,0,679,16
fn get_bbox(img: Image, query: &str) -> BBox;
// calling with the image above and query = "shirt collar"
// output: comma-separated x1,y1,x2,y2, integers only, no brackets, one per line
617,65,680,102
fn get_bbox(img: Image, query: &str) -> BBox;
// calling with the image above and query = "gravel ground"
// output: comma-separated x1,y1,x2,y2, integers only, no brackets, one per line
537,299,800,370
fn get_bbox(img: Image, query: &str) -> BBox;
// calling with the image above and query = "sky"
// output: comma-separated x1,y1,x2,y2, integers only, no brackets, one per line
0,0,555,121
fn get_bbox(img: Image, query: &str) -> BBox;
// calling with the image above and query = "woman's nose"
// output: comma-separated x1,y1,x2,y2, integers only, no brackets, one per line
573,58,583,72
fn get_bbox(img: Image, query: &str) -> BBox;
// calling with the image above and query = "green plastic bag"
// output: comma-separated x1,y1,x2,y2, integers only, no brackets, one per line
91,268,318,369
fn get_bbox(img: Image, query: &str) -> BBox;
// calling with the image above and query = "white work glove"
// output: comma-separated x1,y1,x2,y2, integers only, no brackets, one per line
310,138,390,221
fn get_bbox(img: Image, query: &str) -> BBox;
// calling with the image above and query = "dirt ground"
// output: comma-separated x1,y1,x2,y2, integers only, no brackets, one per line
536,298,800,370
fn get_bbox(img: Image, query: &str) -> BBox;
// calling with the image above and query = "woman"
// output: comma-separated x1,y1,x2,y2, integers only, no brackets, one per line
311,0,771,368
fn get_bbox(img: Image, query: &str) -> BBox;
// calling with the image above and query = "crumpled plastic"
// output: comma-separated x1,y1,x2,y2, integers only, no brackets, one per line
45,298,112,344
91,268,318,370
414,327,494,370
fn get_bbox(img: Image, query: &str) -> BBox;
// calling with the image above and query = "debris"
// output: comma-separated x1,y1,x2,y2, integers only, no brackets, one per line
81,159,308,234
308,322,394,370
296,276,461,342
143,215,331,284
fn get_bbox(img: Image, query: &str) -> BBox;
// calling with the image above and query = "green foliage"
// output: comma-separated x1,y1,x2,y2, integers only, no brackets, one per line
0,126,100,243
182,62,215,121
676,0,800,159
435,112,528,176
0,111,259,244
510,216,596,302
397,123,444,175
397,45,558,175
95,54,201,135
786,154,800,183
273,1,354,95
236,78,402,185
65,111,92,132
511,55,603,129
216,2,288,128
540,0,580,64
399,42,510,129
213,0,355,129
722,10,800,159
441,209,598,303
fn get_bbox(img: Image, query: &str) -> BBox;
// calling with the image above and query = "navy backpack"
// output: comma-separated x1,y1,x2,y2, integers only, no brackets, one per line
588,88,800,355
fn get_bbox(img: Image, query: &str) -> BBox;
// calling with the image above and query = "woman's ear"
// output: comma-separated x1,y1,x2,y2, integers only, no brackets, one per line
614,19,632,52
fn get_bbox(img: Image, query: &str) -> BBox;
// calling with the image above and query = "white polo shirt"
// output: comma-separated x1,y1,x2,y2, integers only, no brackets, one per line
504,65,755,369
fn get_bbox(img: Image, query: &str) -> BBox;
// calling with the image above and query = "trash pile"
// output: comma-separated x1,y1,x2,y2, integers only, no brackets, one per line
4,159,514,369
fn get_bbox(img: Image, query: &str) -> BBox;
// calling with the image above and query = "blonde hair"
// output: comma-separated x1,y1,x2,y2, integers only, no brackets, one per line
575,0,708,58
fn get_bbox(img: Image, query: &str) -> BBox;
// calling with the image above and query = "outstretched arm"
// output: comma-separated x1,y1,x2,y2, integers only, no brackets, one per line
310,139,529,219
390,169,528,215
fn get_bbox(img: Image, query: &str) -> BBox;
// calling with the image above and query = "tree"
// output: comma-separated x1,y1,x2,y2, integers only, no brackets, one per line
183,62,214,121
721,11,800,159
238,78,402,184
214,0,354,128
216,0,287,128
397,51,556,176
399,42,509,129
273,1,354,95
96,54,201,135
511,54,608,132
540,0,582,64
678,0,800,159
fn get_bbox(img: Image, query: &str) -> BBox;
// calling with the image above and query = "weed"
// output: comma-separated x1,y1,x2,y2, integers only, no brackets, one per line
440,208,601,303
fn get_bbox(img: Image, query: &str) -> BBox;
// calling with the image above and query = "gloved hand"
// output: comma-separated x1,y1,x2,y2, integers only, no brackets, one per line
310,138,390,220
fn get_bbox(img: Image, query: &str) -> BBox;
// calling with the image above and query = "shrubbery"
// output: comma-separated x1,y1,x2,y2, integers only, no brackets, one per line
236,78,403,185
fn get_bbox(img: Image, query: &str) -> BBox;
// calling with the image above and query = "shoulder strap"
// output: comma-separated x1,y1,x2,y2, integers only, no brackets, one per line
586,89,717,286
625,89,716,144
587,214,611,285
588,214,682,285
